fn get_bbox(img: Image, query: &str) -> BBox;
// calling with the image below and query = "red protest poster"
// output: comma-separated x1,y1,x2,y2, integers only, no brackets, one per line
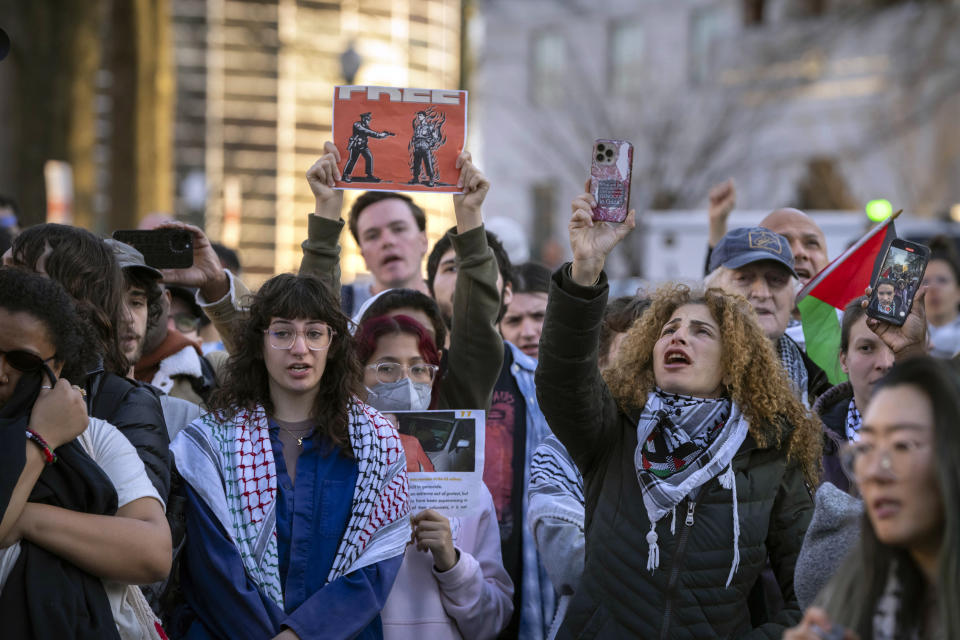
332,85,467,194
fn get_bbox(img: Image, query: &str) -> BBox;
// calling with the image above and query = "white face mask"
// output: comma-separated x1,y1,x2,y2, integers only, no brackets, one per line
366,377,432,412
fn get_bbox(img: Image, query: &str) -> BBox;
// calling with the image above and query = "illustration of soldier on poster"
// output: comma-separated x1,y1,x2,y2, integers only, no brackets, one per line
332,85,467,194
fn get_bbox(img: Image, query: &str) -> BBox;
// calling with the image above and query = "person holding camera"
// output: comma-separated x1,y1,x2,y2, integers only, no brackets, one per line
534,187,821,638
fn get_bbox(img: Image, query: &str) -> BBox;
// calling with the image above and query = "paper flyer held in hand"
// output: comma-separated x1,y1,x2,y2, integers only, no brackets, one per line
332,85,467,193
381,409,485,516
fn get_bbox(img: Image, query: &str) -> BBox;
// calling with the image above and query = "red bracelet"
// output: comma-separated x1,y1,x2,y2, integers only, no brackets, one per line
25,430,57,465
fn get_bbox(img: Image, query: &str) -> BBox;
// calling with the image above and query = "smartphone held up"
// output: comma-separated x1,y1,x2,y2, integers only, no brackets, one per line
112,229,194,270
590,139,633,223
865,238,929,327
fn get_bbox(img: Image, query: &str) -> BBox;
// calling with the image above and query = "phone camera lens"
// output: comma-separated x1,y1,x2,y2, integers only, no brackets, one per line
596,154,604,162
597,143,606,152
605,149,613,157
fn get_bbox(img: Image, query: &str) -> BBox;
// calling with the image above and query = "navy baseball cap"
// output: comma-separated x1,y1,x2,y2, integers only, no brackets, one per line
709,227,798,278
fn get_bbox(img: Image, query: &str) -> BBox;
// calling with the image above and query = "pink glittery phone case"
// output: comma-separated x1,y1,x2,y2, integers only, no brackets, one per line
590,139,633,223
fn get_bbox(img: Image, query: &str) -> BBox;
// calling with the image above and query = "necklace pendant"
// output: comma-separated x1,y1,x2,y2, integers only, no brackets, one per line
297,436,303,447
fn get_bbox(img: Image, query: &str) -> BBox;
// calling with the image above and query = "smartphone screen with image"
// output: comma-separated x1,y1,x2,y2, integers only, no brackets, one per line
590,139,633,223
865,238,930,326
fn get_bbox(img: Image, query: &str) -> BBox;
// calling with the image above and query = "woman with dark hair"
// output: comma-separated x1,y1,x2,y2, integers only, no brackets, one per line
353,312,513,639
534,190,822,637
786,356,958,640
4,224,171,500
171,273,409,640
0,268,171,639
356,314,442,416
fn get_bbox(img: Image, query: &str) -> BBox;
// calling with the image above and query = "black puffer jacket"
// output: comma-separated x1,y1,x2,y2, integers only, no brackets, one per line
85,370,171,500
535,267,814,639
812,382,855,494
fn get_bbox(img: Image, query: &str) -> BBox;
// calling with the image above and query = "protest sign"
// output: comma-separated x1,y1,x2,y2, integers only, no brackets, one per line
332,85,467,194
381,409,485,516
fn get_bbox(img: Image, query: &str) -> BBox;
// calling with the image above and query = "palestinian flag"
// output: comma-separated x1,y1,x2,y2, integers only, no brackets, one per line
796,212,900,384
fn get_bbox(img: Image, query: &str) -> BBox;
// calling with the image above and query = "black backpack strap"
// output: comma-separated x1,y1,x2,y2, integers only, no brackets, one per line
89,372,130,421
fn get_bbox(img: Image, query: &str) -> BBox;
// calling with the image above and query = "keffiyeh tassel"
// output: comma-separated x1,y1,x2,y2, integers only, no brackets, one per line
719,462,740,587
646,522,660,572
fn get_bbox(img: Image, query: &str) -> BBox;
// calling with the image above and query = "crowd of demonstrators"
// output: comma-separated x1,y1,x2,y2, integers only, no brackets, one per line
3,146,958,640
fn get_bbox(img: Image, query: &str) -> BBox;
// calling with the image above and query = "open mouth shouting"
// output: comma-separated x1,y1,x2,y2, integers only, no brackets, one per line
663,348,691,368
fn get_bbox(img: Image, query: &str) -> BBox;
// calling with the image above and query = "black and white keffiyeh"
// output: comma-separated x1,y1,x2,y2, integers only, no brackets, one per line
634,389,749,586
777,334,810,407
528,434,585,527
845,399,863,442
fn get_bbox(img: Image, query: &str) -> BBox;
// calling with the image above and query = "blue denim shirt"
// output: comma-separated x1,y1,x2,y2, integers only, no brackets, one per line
180,426,402,640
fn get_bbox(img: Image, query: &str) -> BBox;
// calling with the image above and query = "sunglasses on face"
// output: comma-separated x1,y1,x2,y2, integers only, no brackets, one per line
0,349,57,373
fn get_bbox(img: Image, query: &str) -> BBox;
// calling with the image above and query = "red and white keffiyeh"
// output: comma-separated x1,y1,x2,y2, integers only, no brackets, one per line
172,398,410,608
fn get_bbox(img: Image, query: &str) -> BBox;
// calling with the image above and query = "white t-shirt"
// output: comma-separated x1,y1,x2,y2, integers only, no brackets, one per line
0,418,163,639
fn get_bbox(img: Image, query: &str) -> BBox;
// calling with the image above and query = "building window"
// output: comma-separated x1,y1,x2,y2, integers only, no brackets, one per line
609,20,645,95
689,6,737,85
530,31,565,107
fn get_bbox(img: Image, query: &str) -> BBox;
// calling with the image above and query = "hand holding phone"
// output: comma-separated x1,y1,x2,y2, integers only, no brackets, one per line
589,139,633,223
865,238,930,327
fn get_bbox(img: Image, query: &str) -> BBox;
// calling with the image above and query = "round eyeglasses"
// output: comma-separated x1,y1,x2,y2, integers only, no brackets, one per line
840,438,930,479
0,349,57,373
366,362,439,384
264,325,335,351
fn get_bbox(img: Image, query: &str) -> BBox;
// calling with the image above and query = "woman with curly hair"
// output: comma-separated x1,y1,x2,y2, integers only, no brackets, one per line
170,273,410,640
533,188,821,638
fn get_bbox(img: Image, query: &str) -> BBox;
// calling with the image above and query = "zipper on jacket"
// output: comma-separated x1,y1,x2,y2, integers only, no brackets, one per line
684,500,696,527
659,494,699,640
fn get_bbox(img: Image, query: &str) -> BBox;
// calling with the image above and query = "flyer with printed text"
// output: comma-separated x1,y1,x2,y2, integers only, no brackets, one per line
380,409,485,516
332,85,467,194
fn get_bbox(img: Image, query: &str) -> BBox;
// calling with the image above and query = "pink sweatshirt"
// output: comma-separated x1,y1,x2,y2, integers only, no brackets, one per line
380,487,514,640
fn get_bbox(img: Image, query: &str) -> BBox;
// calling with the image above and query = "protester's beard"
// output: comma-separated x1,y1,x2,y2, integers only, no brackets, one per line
141,317,168,358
